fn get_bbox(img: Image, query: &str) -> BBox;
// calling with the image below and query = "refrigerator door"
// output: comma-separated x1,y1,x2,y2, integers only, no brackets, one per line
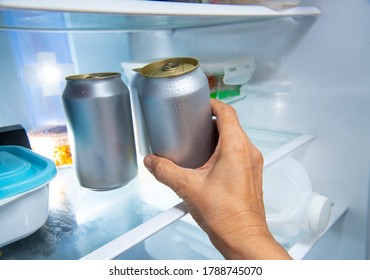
0,0,368,260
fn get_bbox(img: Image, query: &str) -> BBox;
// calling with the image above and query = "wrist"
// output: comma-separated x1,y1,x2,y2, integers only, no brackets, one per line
206,214,292,260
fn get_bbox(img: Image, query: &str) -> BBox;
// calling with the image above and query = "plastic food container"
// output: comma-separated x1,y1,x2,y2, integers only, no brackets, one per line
28,124,73,168
0,145,57,247
200,57,255,103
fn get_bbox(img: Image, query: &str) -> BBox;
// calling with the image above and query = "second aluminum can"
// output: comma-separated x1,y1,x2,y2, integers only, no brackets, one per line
138,57,216,168
62,73,138,190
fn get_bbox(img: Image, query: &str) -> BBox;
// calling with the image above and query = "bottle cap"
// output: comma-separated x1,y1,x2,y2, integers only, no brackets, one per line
306,193,332,233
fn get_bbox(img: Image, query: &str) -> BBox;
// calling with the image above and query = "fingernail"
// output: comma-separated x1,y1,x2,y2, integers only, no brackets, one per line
143,155,153,173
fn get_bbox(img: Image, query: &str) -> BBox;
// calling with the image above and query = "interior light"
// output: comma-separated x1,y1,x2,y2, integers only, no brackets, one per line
39,64,61,85
23,51,74,96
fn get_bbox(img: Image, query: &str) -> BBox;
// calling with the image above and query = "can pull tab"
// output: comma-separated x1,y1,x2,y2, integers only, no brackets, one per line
161,62,180,71
83,73,119,79
85,74,106,79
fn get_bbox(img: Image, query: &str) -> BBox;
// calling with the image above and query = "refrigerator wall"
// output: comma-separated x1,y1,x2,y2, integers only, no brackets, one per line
0,32,31,130
0,0,369,260
273,0,370,259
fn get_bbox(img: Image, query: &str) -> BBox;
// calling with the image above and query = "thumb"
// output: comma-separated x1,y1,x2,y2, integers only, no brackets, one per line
143,154,193,194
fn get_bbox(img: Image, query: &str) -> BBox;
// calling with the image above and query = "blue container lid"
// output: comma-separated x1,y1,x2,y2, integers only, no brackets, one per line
0,145,57,200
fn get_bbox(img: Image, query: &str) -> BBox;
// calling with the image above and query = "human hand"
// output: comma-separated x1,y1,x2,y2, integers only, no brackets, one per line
144,98,291,260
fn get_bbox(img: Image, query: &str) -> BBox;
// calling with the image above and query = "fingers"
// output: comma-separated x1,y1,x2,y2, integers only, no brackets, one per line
210,99,250,150
210,99,243,136
144,154,195,196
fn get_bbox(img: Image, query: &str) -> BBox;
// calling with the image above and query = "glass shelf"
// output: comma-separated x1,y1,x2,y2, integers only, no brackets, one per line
113,202,347,260
0,127,314,260
0,0,321,31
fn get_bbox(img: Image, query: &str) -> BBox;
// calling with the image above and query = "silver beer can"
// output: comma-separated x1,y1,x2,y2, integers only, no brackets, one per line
62,73,137,190
138,57,216,168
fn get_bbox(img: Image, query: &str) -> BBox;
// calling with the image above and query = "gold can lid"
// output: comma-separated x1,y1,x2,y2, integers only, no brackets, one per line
140,57,199,78
65,72,121,80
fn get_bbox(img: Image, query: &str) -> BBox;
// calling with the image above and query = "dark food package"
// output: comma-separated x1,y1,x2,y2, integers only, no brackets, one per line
0,124,31,149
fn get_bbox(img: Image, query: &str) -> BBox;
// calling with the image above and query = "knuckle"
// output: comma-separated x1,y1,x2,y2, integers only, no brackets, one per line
151,160,167,182
254,149,264,168
225,104,238,116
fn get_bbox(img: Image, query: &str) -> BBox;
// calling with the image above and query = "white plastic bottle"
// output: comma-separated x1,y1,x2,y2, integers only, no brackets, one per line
263,157,332,239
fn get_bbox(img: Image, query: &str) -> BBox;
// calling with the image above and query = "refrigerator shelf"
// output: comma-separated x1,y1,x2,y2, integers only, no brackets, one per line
80,129,316,260
111,202,348,260
0,0,321,31
0,128,315,260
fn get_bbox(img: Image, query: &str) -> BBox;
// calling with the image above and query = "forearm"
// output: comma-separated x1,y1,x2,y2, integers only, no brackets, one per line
205,215,292,260
213,233,293,260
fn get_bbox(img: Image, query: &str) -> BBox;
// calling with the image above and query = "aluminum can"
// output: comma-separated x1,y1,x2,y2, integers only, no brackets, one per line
138,57,216,168
62,73,137,190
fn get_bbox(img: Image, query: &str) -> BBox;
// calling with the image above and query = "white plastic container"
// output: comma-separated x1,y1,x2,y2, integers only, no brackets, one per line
263,157,332,239
0,145,57,247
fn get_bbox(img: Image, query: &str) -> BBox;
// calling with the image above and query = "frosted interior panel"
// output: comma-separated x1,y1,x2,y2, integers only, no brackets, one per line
0,31,31,130
71,32,130,74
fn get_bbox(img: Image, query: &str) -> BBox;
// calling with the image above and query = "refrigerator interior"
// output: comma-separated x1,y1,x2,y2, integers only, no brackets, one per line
0,0,369,260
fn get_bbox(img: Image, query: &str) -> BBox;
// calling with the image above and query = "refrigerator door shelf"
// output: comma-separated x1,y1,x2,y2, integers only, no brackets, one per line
0,0,321,31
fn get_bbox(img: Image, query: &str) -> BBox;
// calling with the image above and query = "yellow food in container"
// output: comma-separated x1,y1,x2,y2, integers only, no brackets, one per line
28,124,73,168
